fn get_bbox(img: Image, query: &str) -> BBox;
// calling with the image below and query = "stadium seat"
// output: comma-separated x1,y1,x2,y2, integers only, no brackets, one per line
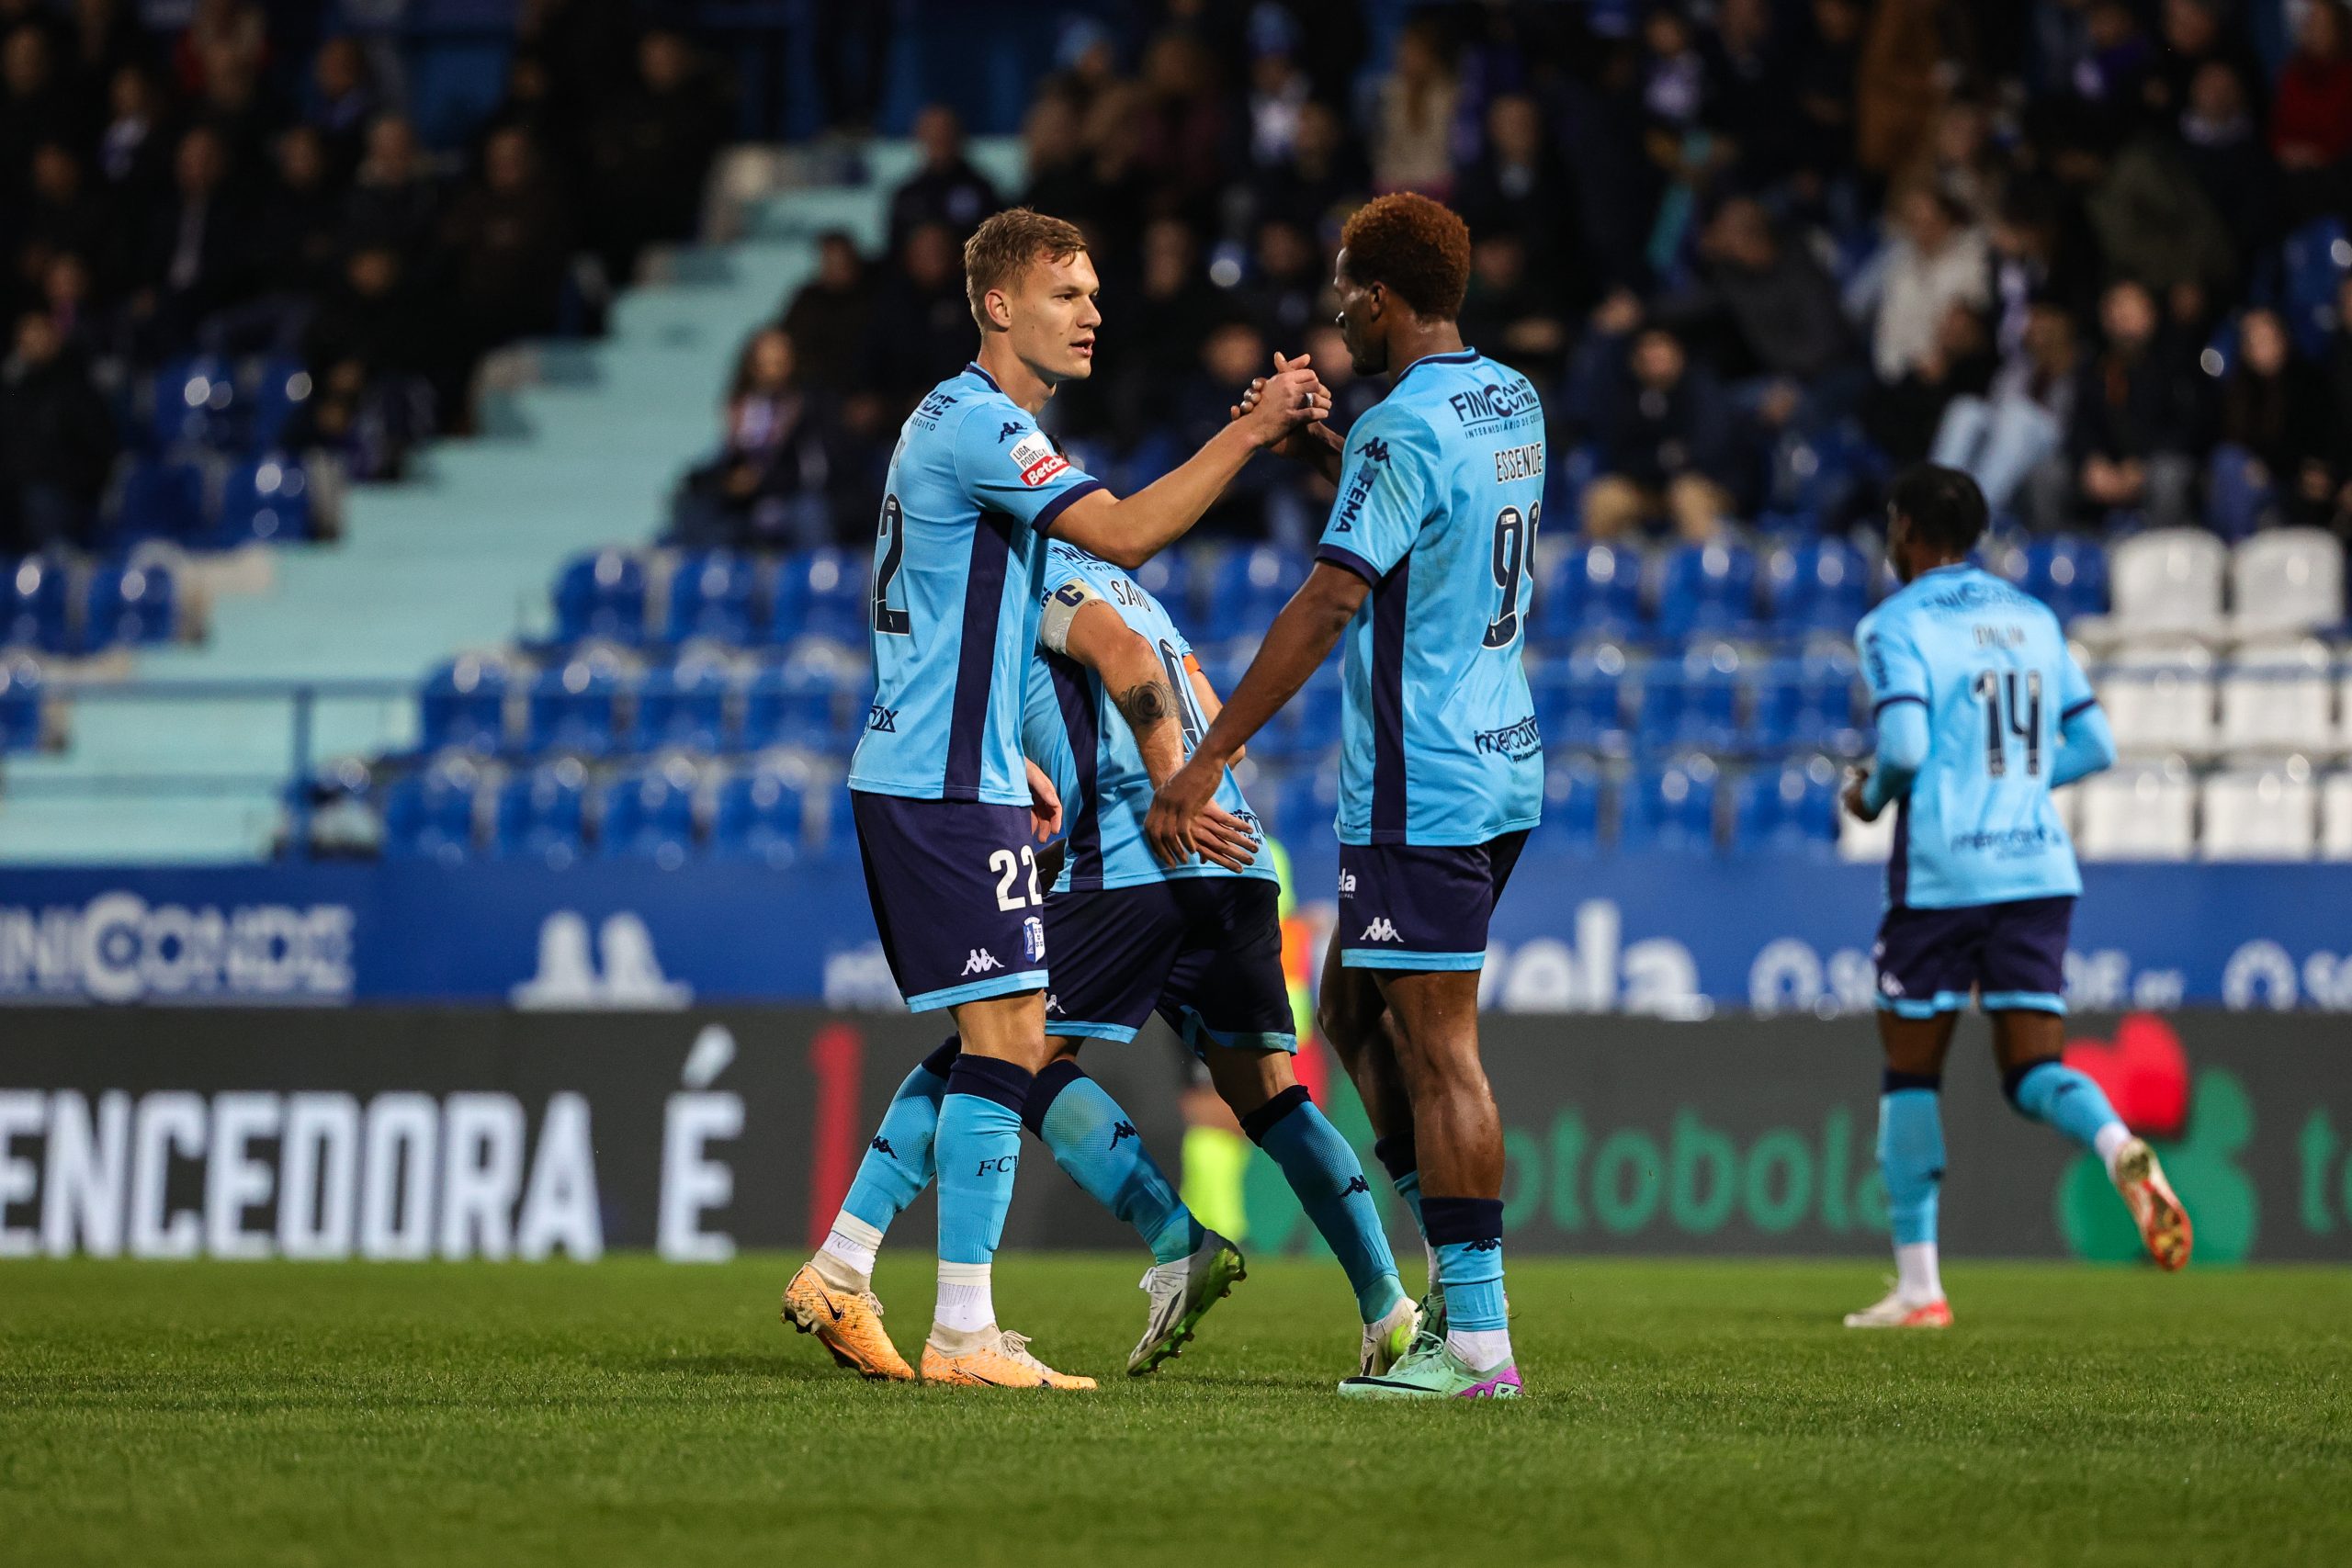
117,457,209,542
1749,651,1864,756
2099,638,2217,757
1535,542,1644,644
596,757,701,869
526,653,628,756
151,355,239,451
2229,529,2343,637
740,641,863,753
1253,658,1340,762
0,653,42,752
379,756,482,864
710,760,812,867
2104,529,2226,637
1528,755,1604,852
2216,639,2335,755
2074,761,2197,860
2322,773,2352,860
2200,763,2318,861
1530,642,1631,753
2,558,72,652
1619,757,1720,853
492,759,589,866
634,657,732,752
1761,537,1869,634
1271,761,1340,843
81,563,177,649
666,551,757,643
243,358,313,454
419,654,513,755
1652,542,1758,644
1635,642,1744,754
1127,551,1193,620
813,775,859,858
553,550,650,644
217,456,311,546
1733,757,1841,854
2016,534,2109,624
1204,545,1307,646
2279,215,2350,357
767,546,867,645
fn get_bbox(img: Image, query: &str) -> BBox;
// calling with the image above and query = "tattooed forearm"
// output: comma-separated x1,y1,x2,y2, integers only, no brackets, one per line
1116,679,1178,730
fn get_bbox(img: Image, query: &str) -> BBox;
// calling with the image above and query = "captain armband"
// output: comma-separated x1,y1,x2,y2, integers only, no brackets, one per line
1038,578,1106,655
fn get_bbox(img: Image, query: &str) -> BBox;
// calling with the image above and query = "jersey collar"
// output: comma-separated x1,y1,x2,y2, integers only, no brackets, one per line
1394,347,1480,387
964,360,1003,394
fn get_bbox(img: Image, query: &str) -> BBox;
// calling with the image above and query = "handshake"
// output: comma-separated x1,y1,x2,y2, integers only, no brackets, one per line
1228,352,1347,471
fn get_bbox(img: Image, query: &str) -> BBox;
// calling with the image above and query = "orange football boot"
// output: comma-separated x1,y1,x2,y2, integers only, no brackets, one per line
2112,1137,2193,1271
782,1260,915,1381
919,1327,1097,1389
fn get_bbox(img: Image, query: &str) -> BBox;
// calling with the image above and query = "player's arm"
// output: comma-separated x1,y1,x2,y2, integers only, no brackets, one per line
1845,619,1932,824
2050,646,2115,787
1231,352,1345,485
1182,653,1241,764
1047,367,1329,569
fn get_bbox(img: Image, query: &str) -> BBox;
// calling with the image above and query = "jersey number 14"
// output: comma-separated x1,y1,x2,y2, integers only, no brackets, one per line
1972,668,2042,778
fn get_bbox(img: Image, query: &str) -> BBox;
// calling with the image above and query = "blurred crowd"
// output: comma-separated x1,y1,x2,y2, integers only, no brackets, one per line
692,0,2352,555
2,0,729,555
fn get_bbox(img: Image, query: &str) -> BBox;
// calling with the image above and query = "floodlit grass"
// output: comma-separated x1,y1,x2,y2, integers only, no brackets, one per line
3,1256,2346,1565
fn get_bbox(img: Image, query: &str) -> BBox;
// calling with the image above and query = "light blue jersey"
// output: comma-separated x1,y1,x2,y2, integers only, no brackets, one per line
1023,542,1273,891
848,363,1106,805
1857,564,2096,908
1312,350,1544,846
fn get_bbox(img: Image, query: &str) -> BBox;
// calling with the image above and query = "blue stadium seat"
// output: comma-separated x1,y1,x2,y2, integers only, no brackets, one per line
2018,535,2109,623
1619,758,1720,853
419,654,512,755
666,552,756,643
767,547,867,645
740,649,859,753
634,659,730,752
1253,659,1341,762
709,762,809,867
1535,542,1643,645
1732,757,1841,854
1762,537,1870,633
380,757,481,864
0,654,42,752
1747,652,1864,756
1203,545,1307,645
596,759,700,868
2,558,73,652
1271,761,1340,843
117,457,209,541
81,563,177,649
1635,643,1744,755
492,759,589,866
526,655,627,755
813,776,859,858
553,550,650,644
1652,543,1758,644
1530,642,1631,753
1128,551,1193,619
243,358,312,454
2280,216,2350,358
151,355,239,451
217,455,311,546
1528,755,1605,852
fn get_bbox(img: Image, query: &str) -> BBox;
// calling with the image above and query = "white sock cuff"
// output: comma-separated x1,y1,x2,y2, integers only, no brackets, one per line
2093,1122,2132,1178
830,1213,885,1250
937,1260,992,1288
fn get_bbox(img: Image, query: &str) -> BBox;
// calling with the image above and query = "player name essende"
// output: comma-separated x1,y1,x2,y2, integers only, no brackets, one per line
1493,443,1544,482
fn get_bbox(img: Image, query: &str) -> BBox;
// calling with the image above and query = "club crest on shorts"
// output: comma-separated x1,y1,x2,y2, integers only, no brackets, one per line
1023,915,1046,964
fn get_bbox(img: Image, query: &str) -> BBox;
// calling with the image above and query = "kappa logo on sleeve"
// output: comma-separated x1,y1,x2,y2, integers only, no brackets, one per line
1009,431,1070,488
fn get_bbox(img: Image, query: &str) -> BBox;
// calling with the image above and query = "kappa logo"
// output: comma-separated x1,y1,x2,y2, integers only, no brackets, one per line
1356,436,1391,465
866,705,899,733
871,1135,898,1159
963,949,1002,976
1359,917,1400,942
1110,1121,1137,1147
1009,431,1069,488
1341,1176,1371,1197
1465,1237,1501,1252
1046,993,1064,1015
998,421,1024,444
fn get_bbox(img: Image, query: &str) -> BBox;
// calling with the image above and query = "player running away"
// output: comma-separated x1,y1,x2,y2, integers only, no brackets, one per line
786,208,1324,1389
1150,193,1543,1400
1841,463,2191,1329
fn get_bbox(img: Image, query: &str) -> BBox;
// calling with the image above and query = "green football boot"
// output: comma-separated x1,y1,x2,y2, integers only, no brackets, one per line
1337,1333,1521,1400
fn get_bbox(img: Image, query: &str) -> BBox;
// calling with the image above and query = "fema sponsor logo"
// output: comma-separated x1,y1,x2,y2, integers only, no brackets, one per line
1010,432,1069,488
1332,457,1379,533
1473,714,1543,761
1445,379,1541,433
0,892,355,1003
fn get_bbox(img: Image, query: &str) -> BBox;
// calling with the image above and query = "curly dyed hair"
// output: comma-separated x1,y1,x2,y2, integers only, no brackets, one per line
963,208,1090,331
1339,193,1472,321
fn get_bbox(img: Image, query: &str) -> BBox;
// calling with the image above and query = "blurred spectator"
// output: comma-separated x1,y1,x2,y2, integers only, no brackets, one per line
1020,88,1091,224
1371,18,1455,196
2,25,79,187
1251,97,1368,238
1131,32,1227,223
1932,301,2082,524
343,115,438,257
172,0,265,102
304,35,375,179
1873,185,1990,383
1676,197,1857,389
2177,61,2278,268
814,5,891,138
1454,93,1583,310
2148,0,2267,123
1243,13,1311,169
2064,278,2203,531
1,310,113,552
1582,312,1737,544
2086,126,2234,297
1458,231,1566,377
441,127,572,381
1706,0,1796,183
1792,0,1865,187
1867,300,1994,464
1239,218,1322,347
585,29,726,285
2271,1,2352,175
95,62,166,197
888,105,999,252
2208,307,2333,535
1167,318,1282,539
1109,217,1219,433
1858,0,1972,176
857,220,971,420
676,326,843,550
133,125,249,352
779,231,873,397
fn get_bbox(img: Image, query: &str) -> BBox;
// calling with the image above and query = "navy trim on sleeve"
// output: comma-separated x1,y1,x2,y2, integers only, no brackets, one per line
1031,478,1107,537
1871,694,1928,716
1315,542,1381,584
2060,697,2098,721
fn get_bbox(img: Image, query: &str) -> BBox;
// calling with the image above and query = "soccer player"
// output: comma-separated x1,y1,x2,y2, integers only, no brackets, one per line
1148,193,1543,1400
786,539,1419,1382
1840,463,2191,1329
781,208,1323,1389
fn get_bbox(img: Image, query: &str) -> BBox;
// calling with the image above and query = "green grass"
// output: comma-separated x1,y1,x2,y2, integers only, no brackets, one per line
3,1257,2347,1566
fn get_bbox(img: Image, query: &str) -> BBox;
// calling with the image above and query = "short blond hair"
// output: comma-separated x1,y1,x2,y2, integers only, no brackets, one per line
963,208,1090,332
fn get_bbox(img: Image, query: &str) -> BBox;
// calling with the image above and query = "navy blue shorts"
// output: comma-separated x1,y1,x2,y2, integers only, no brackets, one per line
1873,896,2074,1018
1338,830,1531,971
852,791,1047,1012
1041,875,1297,1055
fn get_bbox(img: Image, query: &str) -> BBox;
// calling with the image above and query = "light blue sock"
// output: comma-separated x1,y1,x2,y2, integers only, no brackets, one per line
839,1038,957,1234
936,1055,1031,1267
2007,1059,2125,1154
1424,1196,1508,1334
1024,1060,1200,1265
1245,1087,1408,1324
1879,1074,1946,1248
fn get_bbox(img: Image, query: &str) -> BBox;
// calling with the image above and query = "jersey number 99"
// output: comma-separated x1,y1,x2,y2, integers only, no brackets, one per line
1483,502,1536,649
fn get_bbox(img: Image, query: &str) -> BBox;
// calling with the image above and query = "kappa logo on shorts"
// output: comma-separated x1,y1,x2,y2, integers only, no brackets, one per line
1879,973,1905,997
1009,431,1069,488
1045,993,1064,1015
1359,917,1400,942
963,949,1002,976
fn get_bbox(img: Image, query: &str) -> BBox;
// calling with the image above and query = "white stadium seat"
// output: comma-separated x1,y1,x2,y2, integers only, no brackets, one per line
2216,638,2336,755
2230,528,2344,637
2324,773,2352,860
2098,637,2216,757
2199,762,2317,861
2106,528,2227,636
2075,760,2197,860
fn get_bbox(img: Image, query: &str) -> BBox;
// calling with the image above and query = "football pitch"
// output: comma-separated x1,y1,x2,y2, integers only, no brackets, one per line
5,1256,2347,1566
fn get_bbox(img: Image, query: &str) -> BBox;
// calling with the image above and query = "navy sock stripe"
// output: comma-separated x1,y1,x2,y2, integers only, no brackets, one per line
2002,1057,2060,1110
1022,1058,1086,1137
1239,1084,1312,1145
946,1054,1035,1115
1883,1069,1943,1095
920,1036,964,1080
1371,1133,1418,1184
1420,1195,1503,1246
